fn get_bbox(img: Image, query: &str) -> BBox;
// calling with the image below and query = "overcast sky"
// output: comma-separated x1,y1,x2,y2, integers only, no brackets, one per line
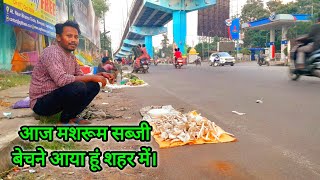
105,0,296,53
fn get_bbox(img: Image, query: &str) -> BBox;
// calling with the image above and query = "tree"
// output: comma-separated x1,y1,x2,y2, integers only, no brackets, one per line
100,32,111,54
240,0,269,49
160,34,173,58
194,36,220,59
241,48,251,55
92,0,110,53
267,0,285,14
243,30,268,48
240,0,269,23
92,0,109,19
187,47,192,53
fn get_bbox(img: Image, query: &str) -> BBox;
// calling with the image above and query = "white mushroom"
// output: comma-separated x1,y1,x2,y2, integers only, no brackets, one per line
177,132,190,143
161,132,169,140
168,133,177,139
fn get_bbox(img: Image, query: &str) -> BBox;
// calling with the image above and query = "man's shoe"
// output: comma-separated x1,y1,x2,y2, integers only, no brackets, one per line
69,118,92,124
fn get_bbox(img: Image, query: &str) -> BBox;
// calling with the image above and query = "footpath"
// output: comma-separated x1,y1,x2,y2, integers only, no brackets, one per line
0,66,156,179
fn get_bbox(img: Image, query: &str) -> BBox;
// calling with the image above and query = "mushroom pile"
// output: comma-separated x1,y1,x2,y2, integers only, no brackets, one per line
145,109,234,143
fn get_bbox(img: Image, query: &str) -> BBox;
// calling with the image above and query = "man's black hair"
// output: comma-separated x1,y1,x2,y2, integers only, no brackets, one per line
102,56,109,63
138,44,142,47
55,20,81,35
142,44,145,47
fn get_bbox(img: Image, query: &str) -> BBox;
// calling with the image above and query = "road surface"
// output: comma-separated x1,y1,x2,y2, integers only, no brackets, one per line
125,62,320,179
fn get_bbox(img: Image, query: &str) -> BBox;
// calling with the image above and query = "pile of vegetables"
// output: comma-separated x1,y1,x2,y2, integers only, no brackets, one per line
123,73,145,86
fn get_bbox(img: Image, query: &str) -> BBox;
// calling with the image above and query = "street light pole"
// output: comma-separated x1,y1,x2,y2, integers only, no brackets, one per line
103,12,106,52
202,32,204,60
110,36,114,61
236,0,239,61
207,35,210,61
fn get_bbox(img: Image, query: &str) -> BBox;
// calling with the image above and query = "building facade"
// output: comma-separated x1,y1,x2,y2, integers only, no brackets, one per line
198,0,230,37
0,0,101,72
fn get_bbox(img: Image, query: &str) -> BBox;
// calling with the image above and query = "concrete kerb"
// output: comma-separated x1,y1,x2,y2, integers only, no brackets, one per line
0,85,37,176
0,131,27,175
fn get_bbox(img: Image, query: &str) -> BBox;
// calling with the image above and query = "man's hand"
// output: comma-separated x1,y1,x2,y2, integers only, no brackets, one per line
93,75,107,87
75,75,106,87
99,72,115,84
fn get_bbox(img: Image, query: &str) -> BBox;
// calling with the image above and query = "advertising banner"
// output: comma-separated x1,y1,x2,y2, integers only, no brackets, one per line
71,0,94,41
56,0,68,23
3,0,56,37
230,18,240,40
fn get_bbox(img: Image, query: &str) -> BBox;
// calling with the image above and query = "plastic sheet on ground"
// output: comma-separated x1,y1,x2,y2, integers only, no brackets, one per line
140,105,237,148
105,83,149,89
12,97,30,109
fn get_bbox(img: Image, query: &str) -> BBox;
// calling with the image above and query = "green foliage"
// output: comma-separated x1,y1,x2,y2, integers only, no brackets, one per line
100,32,112,53
160,34,173,58
240,0,269,23
243,30,269,48
194,36,220,58
283,47,288,56
0,72,31,91
92,0,110,18
184,44,190,56
187,47,192,53
39,112,61,124
92,0,110,53
287,22,313,40
241,48,251,55
194,43,203,58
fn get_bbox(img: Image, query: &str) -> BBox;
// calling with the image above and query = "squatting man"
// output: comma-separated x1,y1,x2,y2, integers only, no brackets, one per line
29,20,114,125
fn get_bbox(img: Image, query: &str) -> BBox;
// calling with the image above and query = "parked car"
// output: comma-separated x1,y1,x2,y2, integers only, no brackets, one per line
209,52,235,66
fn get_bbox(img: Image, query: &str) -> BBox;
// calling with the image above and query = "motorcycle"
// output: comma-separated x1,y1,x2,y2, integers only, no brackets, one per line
175,58,184,69
195,58,201,66
154,59,160,66
210,55,220,67
289,37,320,81
258,56,270,66
132,58,149,73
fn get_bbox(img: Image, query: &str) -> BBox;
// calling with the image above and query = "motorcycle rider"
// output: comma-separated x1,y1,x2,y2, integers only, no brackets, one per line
258,50,265,63
135,44,150,68
296,15,320,69
210,54,220,66
174,48,182,64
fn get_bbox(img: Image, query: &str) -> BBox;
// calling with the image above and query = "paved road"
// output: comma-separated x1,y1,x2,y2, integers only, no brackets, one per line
125,62,320,179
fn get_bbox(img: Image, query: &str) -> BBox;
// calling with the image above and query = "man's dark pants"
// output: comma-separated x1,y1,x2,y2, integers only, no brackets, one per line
33,82,100,123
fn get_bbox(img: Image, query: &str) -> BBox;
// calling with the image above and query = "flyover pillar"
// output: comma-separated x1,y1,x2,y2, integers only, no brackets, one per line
270,29,276,60
129,26,167,59
173,11,187,55
145,36,153,59
281,26,288,61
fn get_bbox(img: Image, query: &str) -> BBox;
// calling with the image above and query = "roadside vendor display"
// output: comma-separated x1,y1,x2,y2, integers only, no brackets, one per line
105,73,148,89
140,105,236,148
122,74,145,86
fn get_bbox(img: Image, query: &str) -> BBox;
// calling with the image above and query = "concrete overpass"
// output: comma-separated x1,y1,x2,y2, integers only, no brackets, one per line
114,0,217,59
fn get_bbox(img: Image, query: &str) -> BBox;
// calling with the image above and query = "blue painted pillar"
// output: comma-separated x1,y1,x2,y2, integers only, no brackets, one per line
145,36,153,59
173,11,187,55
